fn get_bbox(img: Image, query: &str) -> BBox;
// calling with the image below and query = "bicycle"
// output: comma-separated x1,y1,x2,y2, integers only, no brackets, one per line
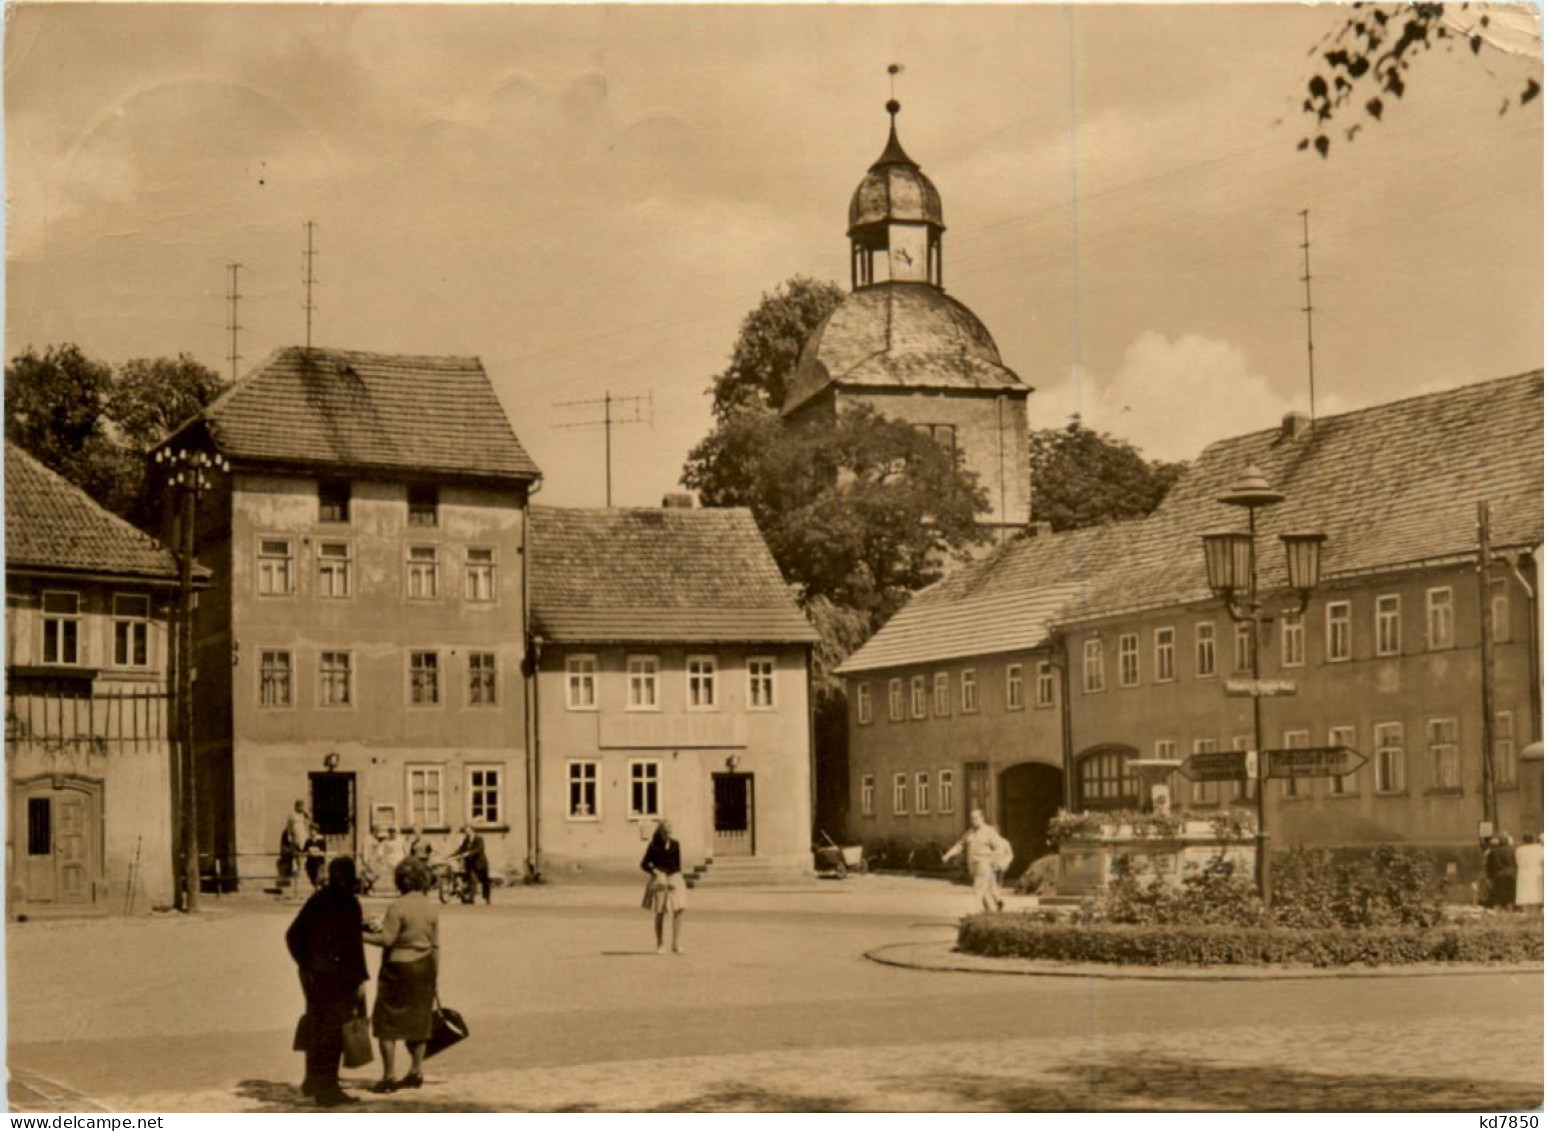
432,860,475,904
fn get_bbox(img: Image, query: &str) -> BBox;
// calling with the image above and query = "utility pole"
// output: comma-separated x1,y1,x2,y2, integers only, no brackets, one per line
1298,209,1318,434
553,391,653,506
225,263,243,382
302,221,319,352
1479,501,1500,829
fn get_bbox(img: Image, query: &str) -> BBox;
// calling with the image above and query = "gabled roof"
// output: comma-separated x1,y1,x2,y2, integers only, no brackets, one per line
165,346,541,483
529,506,818,645
5,445,197,582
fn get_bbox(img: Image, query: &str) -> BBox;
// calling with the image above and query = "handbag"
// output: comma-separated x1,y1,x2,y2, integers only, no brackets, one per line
641,875,666,910
292,1013,312,1052
341,1015,374,1068
425,1001,469,1059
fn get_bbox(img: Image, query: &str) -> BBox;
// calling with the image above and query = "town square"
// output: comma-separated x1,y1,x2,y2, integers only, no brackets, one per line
3,2,1543,1116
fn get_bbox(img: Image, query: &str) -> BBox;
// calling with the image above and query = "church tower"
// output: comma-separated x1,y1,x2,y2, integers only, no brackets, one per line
782,99,1032,541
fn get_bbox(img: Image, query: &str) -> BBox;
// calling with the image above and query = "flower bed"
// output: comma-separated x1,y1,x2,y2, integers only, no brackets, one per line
956,915,1544,967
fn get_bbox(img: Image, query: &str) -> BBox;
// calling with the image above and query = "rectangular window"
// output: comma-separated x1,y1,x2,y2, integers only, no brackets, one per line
1189,738,1220,806
1426,717,1460,792
1005,663,1024,710
1234,621,1253,672
26,796,51,856
933,672,950,716
860,774,876,816
1495,711,1518,788
1491,577,1510,643
112,593,150,667
1281,613,1305,668
567,761,598,819
1426,587,1454,650
1118,633,1140,687
939,769,956,814
1035,661,1055,708
318,479,350,524
687,655,718,710
257,539,294,596
409,651,441,706
857,682,873,725
628,656,659,711
1326,601,1351,663
1083,639,1105,693
1375,722,1406,793
747,657,776,710
464,547,496,602
888,679,904,721
960,669,979,713
259,649,293,708
1376,594,1401,657
1328,725,1358,795
1281,729,1309,798
630,760,661,818
468,652,497,706
1154,627,1176,682
892,772,908,815
317,541,352,599
406,545,440,599
407,764,445,827
915,771,931,814
1232,734,1257,802
467,765,503,826
566,655,597,710
407,483,439,527
910,675,927,719
319,651,352,707
1195,622,1216,678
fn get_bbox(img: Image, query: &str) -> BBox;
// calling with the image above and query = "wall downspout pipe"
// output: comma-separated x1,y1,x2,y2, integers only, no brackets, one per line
522,480,545,883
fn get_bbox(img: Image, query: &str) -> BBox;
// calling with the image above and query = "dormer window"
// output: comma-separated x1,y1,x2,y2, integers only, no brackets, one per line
407,484,439,527
318,479,351,524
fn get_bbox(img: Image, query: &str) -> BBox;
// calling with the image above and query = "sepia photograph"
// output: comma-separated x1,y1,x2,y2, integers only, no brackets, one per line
2,0,1543,1116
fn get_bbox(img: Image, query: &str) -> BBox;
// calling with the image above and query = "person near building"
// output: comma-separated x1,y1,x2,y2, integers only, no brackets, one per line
942,808,1014,913
451,824,491,905
365,857,440,1093
406,824,434,863
281,800,312,887
303,825,329,891
1515,832,1543,911
641,819,687,954
1486,834,1519,910
285,855,369,1107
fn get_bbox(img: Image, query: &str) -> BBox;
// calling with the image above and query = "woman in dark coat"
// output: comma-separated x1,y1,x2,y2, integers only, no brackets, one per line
641,818,687,955
285,855,369,1107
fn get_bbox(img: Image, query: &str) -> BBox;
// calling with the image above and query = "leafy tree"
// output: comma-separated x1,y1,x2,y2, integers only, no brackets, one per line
706,276,846,422
1028,418,1186,532
108,354,224,452
1299,2,1540,156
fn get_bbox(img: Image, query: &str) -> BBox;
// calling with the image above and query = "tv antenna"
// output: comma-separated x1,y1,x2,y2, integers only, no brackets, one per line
302,220,319,352
224,262,243,382
553,390,654,507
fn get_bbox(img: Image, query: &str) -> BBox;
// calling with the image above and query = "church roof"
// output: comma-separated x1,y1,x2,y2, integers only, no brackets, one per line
848,105,944,234
782,283,1028,416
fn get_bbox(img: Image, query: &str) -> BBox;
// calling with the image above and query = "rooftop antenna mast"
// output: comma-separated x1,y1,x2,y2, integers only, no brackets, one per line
552,390,654,507
224,262,243,382
1298,208,1317,435
302,220,319,353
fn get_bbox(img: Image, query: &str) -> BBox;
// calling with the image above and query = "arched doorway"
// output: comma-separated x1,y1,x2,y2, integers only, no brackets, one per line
12,775,104,906
998,762,1063,878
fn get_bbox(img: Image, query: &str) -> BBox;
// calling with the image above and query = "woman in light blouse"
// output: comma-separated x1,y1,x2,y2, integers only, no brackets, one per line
365,856,440,1092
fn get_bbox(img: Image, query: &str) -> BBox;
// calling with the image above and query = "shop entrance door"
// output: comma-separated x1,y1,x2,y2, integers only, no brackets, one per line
712,773,754,857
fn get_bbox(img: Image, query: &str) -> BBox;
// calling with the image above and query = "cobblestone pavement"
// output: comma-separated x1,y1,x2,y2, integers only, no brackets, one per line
8,877,1543,1113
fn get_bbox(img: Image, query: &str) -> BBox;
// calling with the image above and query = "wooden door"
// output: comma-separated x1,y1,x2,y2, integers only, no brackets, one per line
17,781,100,906
712,773,754,857
309,772,357,859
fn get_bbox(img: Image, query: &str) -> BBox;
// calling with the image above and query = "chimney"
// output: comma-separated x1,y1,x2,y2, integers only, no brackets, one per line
1281,412,1312,442
1029,521,1053,538
662,492,695,510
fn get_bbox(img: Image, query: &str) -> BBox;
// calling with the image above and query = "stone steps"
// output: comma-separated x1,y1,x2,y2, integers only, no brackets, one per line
685,857,812,888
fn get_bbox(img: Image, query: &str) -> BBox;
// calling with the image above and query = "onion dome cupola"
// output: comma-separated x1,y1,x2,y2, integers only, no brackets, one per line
848,100,945,290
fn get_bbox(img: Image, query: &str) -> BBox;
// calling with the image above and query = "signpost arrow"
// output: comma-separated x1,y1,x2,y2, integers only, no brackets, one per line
1179,750,1248,783
1263,745,1368,779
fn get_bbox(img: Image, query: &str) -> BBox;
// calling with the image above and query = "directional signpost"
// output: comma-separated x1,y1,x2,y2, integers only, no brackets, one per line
1179,750,1248,783
1262,745,1367,779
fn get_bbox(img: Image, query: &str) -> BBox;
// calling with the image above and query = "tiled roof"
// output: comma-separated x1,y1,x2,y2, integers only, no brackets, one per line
529,506,818,645
838,370,1543,670
782,283,1028,416
5,445,193,581
169,347,541,482
848,123,944,233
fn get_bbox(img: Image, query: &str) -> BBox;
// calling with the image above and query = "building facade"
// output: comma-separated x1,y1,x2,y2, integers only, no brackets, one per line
154,347,541,887
5,446,197,913
530,504,817,878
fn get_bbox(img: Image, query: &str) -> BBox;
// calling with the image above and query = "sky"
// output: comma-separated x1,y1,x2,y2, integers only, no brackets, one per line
6,3,1542,507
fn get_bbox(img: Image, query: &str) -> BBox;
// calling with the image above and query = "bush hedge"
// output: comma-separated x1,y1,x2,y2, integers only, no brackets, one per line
956,915,1544,967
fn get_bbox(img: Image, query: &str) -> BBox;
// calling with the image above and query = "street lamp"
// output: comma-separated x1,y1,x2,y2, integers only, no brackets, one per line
1200,465,1324,905
155,446,230,912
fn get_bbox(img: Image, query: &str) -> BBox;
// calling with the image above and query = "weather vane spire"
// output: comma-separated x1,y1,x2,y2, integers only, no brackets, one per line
887,62,904,118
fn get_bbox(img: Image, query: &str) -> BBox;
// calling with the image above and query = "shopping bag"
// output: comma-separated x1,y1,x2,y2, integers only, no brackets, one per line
425,1003,469,1059
342,1016,374,1068
292,1013,312,1052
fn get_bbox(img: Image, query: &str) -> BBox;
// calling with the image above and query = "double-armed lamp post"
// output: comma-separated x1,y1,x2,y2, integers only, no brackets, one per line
1201,465,1325,905
155,447,230,912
